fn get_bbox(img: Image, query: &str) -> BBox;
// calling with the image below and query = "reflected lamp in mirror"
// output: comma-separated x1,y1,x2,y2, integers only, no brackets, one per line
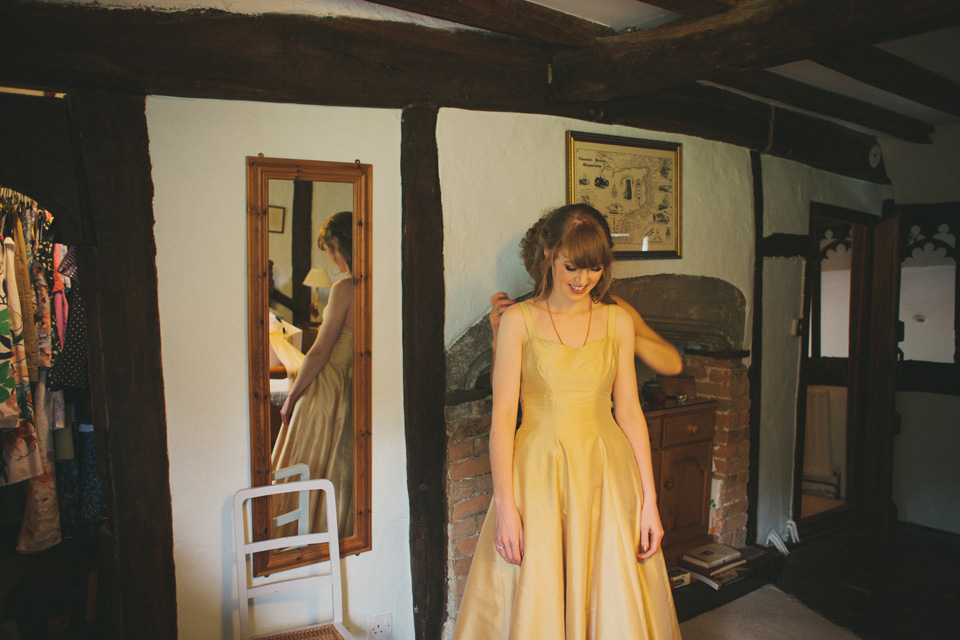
303,266,332,321
303,266,332,288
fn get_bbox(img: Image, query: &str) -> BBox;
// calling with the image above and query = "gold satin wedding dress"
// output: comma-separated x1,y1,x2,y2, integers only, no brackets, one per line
271,327,355,537
454,302,681,640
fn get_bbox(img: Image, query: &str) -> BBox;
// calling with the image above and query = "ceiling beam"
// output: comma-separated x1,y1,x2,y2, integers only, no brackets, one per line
710,69,935,143
812,46,960,118
552,0,960,101
639,0,737,19
362,0,611,47
0,1,888,183
0,3,556,111
599,83,887,183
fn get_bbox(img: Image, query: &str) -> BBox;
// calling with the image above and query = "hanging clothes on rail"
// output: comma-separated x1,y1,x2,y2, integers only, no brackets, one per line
49,249,105,542
0,187,69,552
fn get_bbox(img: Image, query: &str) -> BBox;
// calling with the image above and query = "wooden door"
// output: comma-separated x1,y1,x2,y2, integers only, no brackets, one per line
793,203,901,533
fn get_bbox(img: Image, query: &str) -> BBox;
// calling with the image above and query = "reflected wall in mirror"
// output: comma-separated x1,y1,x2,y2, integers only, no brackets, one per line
247,156,372,573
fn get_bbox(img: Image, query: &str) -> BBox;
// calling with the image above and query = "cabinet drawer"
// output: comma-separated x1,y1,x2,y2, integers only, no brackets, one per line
662,409,714,447
646,416,663,450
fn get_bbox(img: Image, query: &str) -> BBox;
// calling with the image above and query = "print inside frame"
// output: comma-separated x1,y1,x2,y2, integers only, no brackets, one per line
567,131,682,259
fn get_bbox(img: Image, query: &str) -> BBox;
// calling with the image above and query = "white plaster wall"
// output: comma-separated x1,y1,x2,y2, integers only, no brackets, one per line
756,257,805,544
438,109,754,349
147,97,413,639
894,392,960,534
879,122,960,205
880,122,960,534
762,156,888,236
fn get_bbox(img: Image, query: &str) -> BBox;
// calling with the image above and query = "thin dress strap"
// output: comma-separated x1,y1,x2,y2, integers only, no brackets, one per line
518,301,537,339
607,303,617,339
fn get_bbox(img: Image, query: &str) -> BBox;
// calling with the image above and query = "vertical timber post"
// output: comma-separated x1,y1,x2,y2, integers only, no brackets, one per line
401,104,447,639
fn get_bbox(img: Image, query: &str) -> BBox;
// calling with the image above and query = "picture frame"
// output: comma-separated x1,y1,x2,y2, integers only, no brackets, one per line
567,131,682,259
268,205,285,234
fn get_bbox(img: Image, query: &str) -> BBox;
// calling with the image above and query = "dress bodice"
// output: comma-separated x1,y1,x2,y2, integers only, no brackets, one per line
517,301,618,437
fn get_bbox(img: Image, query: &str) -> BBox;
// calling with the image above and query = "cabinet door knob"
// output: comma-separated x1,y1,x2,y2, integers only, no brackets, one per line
663,479,675,491
687,424,699,435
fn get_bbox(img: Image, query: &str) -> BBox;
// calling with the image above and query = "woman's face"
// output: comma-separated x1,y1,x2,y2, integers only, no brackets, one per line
550,250,602,302
322,238,349,274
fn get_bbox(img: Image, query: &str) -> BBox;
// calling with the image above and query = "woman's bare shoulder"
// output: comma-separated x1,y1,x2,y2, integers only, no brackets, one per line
610,303,635,334
327,277,352,299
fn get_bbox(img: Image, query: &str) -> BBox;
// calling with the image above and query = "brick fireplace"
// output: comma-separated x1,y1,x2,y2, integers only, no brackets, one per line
443,275,750,620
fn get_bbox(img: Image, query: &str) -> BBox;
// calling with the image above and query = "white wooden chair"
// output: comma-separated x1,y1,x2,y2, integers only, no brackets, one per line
233,478,356,640
272,463,311,535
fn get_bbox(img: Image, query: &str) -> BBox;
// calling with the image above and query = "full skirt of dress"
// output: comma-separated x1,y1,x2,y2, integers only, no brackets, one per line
454,302,681,640
271,328,355,537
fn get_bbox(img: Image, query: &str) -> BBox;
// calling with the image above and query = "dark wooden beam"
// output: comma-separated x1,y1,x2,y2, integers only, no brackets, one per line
601,83,889,183
363,0,611,46
761,233,817,259
641,0,737,19
812,45,960,118
899,361,960,396
710,69,935,143
0,92,85,244
552,0,960,101
599,83,769,151
291,180,313,327
810,200,886,227
747,149,763,547
401,104,447,640
68,90,177,639
0,3,891,183
767,108,888,184
0,2,555,112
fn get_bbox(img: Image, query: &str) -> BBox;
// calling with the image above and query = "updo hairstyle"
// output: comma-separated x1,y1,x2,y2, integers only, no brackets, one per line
318,210,353,274
519,203,614,302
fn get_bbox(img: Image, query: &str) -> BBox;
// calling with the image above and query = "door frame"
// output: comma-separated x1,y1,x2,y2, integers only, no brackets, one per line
792,201,902,536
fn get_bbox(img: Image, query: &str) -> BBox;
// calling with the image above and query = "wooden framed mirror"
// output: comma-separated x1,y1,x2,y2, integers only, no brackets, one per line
247,156,372,573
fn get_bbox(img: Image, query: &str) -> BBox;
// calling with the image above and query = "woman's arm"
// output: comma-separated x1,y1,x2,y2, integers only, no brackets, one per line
279,278,353,425
610,305,665,560
489,303,525,565
610,295,682,376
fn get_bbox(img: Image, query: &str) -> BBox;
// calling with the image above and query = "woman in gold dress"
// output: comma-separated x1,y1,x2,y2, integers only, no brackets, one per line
271,211,355,536
454,204,682,639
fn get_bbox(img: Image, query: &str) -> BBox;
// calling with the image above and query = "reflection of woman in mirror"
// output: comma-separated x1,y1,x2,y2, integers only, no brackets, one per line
271,211,354,536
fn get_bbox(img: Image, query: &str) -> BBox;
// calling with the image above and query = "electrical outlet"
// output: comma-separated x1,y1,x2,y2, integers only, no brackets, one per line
369,613,392,639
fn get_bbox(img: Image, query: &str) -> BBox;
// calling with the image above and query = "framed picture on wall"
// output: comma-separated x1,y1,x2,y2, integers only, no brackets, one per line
567,131,682,259
268,205,285,234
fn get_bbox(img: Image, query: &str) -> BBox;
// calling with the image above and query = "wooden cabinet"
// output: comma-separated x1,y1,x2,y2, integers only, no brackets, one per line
645,400,716,566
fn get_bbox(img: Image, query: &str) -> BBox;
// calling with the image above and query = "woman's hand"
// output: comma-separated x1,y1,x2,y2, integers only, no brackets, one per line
494,501,524,565
637,499,664,560
489,292,516,339
279,394,296,427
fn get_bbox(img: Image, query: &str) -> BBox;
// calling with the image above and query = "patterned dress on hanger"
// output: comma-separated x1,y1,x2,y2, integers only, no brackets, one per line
0,235,41,486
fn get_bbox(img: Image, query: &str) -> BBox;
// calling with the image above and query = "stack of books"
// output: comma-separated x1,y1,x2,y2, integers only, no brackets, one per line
677,542,752,590
666,566,692,590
